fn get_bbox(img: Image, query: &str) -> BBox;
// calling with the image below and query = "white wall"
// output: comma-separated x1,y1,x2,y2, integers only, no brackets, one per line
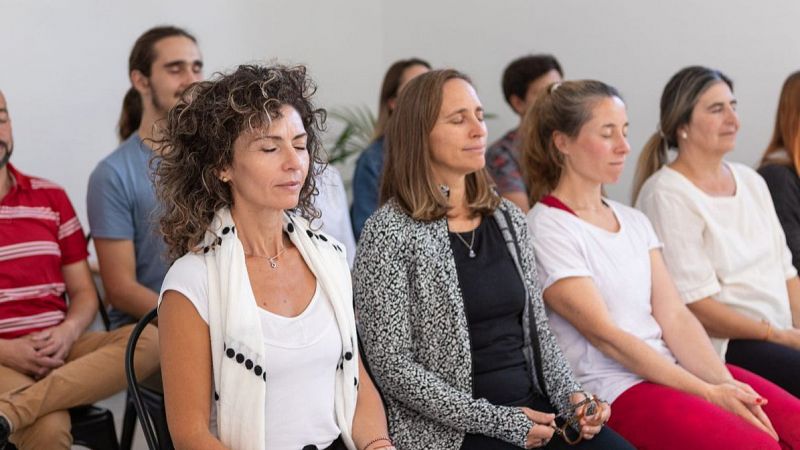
2,0,798,228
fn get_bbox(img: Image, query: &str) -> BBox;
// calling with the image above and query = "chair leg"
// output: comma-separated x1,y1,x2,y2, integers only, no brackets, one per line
119,393,138,450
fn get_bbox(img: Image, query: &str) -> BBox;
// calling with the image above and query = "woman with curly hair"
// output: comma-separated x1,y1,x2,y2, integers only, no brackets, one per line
155,64,393,450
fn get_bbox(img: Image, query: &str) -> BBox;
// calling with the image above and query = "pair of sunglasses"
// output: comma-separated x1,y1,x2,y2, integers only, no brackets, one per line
550,395,606,445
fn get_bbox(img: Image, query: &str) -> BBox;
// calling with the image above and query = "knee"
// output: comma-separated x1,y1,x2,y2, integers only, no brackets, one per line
11,410,71,449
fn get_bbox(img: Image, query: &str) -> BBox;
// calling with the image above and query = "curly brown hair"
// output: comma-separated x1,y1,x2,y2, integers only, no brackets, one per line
155,64,326,261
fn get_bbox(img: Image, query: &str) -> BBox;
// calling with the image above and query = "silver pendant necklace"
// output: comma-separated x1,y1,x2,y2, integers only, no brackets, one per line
245,238,288,269
453,229,477,258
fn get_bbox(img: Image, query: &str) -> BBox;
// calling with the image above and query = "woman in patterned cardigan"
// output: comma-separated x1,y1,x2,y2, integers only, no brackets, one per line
352,69,633,450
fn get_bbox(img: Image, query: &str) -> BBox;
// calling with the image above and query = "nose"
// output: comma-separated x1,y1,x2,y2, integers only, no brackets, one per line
282,144,304,171
470,115,487,138
725,106,740,129
617,134,631,155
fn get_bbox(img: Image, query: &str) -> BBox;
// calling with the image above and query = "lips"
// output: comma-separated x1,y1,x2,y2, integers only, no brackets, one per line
463,145,486,152
276,181,302,189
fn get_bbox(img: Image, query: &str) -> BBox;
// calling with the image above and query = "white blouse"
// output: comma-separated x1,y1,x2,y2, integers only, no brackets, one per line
636,162,797,357
161,252,342,450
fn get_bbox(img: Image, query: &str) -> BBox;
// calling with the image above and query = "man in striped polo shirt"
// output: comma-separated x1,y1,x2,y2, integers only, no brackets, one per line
0,90,159,449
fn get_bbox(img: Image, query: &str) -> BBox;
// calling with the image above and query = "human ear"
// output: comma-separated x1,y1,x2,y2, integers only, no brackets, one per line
552,130,571,156
130,70,150,96
510,95,527,116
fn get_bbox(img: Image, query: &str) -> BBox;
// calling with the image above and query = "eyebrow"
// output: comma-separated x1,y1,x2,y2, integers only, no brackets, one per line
444,106,484,117
255,132,308,142
163,59,204,69
601,122,629,128
0,108,7,114
708,99,737,108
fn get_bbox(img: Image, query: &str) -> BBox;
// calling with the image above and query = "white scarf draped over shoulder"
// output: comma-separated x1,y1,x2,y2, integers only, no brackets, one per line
200,208,359,450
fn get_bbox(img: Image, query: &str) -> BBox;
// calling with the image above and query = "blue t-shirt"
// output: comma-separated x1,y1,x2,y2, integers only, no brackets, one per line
87,134,166,327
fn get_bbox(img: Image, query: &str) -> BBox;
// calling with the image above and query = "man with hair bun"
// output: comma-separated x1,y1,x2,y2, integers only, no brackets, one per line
87,25,204,328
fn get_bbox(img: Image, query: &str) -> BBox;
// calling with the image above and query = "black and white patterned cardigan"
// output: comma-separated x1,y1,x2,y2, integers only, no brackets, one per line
353,198,582,450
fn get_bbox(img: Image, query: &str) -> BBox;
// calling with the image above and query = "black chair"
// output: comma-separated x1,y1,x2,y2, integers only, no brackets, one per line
126,308,173,450
86,232,138,450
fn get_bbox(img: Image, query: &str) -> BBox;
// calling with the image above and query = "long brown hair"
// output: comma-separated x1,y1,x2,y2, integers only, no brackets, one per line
760,71,800,175
380,69,500,221
155,64,326,261
118,26,197,141
520,80,622,204
632,66,733,202
372,58,431,140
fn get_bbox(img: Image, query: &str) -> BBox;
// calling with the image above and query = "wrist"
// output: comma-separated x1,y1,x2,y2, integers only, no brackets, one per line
361,436,393,450
767,326,783,344
59,320,83,342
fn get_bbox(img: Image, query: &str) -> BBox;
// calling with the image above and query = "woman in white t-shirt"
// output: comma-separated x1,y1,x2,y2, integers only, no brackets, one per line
153,65,393,450
633,66,800,399
520,79,800,449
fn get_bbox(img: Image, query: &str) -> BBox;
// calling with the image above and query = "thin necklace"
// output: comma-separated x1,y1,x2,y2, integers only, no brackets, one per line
453,229,477,259
245,239,288,269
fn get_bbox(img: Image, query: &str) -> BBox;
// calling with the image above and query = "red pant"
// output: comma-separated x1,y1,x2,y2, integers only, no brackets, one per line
607,365,800,450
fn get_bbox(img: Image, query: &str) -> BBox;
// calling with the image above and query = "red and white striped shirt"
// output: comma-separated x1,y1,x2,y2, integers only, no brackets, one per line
0,164,88,338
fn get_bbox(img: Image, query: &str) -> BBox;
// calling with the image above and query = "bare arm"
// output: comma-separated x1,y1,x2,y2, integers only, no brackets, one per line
28,259,99,366
351,359,393,450
502,191,530,213
160,291,227,450
94,238,159,319
687,280,800,350
543,276,712,397
649,250,731,384
542,250,777,438
787,276,800,328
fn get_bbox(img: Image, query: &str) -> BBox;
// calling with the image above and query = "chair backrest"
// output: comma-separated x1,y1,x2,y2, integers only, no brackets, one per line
125,308,170,450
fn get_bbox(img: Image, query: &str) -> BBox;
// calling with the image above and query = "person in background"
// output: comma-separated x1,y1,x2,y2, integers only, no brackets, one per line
759,70,800,271
87,25,204,327
634,66,800,399
350,57,430,240
486,54,563,212
314,164,357,267
524,78,800,449
0,89,159,450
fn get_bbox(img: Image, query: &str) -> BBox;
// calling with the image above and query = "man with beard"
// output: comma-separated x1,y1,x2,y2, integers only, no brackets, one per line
0,90,159,449
87,26,203,327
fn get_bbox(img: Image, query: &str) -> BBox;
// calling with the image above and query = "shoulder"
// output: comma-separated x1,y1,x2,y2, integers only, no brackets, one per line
161,252,209,321
361,200,414,240
636,166,695,209
290,214,350,261
497,197,526,228
729,161,771,195
758,162,796,181
608,199,654,231
758,163,800,192
22,171,74,207
355,139,384,167
486,129,517,158
729,161,762,181
89,140,139,183
166,252,207,277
